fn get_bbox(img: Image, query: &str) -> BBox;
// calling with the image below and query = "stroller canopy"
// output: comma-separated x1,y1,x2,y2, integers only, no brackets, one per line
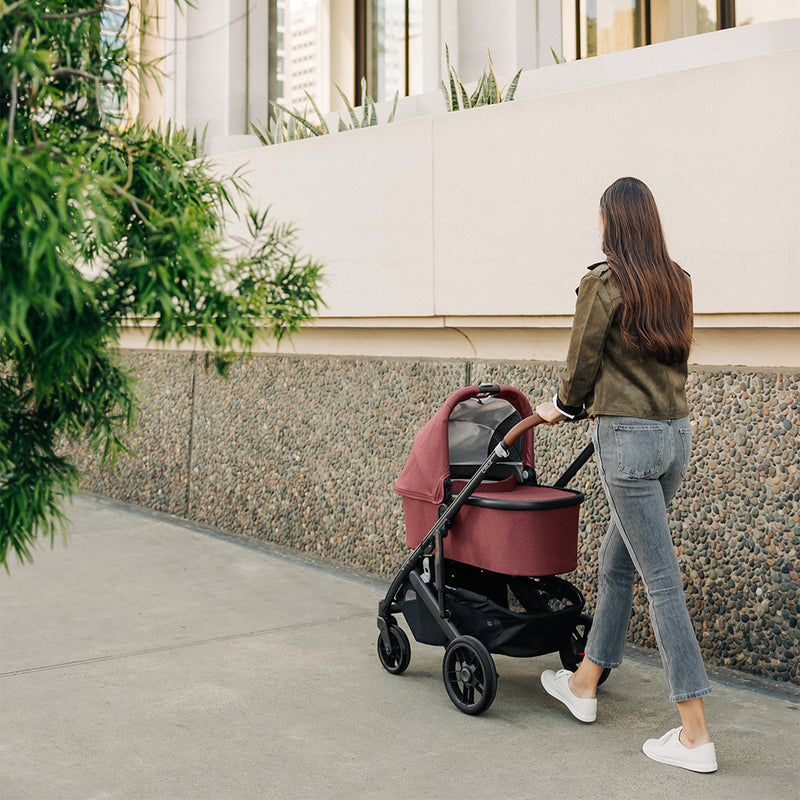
395,385,537,505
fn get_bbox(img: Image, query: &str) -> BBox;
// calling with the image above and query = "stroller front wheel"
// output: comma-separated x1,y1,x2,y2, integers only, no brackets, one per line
442,636,498,715
377,624,411,675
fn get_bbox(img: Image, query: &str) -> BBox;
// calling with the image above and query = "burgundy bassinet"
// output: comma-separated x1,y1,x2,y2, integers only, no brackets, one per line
394,385,583,577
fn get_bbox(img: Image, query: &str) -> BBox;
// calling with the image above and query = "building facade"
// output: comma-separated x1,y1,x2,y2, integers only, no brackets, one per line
133,2,800,147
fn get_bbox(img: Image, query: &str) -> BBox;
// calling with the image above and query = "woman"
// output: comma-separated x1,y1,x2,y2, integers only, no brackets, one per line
536,177,717,773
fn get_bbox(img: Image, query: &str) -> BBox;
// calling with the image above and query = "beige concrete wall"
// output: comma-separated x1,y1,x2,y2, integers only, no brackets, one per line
203,22,799,368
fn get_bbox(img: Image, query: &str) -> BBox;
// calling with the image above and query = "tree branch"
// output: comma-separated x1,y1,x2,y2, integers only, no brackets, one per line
0,1,30,20
1,1,104,23
41,3,105,21
6,26,22,148
108,183,156,230
51,68,115,85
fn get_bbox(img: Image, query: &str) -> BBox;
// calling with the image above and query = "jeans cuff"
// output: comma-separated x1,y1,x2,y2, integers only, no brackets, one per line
584,653,621,670
670,686,713,703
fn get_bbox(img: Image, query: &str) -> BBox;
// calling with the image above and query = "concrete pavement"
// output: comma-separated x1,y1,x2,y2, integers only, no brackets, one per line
1,495,798,800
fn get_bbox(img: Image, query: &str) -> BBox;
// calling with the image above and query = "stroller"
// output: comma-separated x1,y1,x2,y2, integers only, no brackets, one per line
377,383,609,715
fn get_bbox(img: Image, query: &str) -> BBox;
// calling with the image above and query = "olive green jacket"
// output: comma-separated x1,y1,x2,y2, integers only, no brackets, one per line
556,262,690,420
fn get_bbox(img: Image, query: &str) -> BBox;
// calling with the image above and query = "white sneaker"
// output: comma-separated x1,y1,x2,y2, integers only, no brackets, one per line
540,669,597,723
642,727,718,773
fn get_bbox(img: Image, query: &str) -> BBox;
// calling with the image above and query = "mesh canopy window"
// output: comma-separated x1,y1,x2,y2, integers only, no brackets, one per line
448,398,524,480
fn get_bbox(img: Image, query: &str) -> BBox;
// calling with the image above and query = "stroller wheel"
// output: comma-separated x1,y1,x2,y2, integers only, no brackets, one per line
377,624,411,675
442,636,498,715
559,614,610,687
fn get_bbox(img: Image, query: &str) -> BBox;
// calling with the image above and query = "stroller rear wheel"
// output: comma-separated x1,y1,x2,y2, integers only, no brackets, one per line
442,636,498,715
559,613,610,686
377,624,411,675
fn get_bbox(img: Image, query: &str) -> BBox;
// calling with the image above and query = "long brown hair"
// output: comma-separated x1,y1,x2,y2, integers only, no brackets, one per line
600,177,693,365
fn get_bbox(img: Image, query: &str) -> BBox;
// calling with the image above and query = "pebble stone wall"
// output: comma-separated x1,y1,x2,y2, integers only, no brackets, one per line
76,350,799,685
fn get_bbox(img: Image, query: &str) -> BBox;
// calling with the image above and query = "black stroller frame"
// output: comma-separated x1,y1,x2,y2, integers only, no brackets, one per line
377,384,606,715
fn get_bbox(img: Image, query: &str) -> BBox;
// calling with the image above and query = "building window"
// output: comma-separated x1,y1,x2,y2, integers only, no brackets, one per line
265,0,428,114
271,0,324,112
650,0,718,45
573,0,647,59
562,1,799,61
734,0,800,26
100,0,129,125
356,0,423,104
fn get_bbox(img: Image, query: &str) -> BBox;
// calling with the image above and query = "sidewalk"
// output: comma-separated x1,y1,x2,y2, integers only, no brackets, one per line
1,496,797,800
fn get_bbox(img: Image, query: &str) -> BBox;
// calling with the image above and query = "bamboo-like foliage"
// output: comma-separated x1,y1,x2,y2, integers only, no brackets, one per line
251,78,399,146
441,45,523,111
0,1,324,567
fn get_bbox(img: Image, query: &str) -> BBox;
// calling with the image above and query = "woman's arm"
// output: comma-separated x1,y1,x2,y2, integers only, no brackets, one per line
556,273,615,413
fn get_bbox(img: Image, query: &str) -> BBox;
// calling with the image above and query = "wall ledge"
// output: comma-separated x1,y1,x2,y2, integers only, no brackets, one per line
119,312,799,368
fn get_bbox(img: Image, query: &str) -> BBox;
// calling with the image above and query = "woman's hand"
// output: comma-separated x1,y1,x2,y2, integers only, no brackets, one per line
536,401,567,424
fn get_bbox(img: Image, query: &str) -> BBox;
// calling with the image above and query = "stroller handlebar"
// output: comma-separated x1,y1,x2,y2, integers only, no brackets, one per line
503,408,590,448
503,413,545,446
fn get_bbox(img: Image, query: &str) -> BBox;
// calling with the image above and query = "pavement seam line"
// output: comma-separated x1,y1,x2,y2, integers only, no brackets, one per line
1,611,374,677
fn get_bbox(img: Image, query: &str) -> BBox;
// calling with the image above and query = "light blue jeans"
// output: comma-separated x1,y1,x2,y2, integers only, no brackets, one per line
585,416,711,703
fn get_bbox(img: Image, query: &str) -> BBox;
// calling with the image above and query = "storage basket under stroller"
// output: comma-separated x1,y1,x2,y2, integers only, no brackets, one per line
377,384,607,715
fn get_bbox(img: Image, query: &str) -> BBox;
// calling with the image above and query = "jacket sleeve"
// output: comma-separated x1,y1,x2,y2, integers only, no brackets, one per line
557,273,614,414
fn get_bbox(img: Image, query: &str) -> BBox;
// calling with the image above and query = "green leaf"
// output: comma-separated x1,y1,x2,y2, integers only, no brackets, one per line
504,68,523,102
466,75,479,108
334,82,361,129
486,52,500,104
304,91,330,135
360,78,369,127
441,79,452,111
270,101,325,137
387,91,399,123
250,120,273,146
443,44,460,111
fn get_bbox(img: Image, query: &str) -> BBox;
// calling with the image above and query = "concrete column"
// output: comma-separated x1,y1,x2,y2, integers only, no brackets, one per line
164,0,187,128
139,0,167,129
438,1,559,84
182,4,233,136
318,0,332,110
422,0,443,93
536,0,565,66
458,0,517,82
178,1,272,138
247,0,270,128
229,0,249,134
